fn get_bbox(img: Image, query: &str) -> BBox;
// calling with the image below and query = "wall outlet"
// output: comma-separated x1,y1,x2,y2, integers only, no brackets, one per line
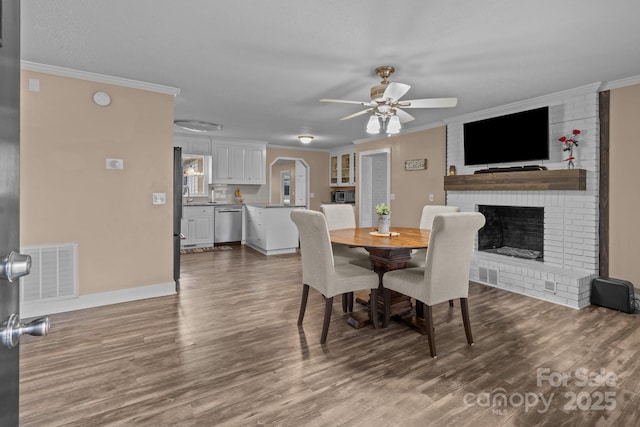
152,193,166,205
390,193,395,200
428,193,434,202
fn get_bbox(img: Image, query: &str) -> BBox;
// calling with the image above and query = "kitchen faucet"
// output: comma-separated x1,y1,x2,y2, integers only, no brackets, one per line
184,186,193,205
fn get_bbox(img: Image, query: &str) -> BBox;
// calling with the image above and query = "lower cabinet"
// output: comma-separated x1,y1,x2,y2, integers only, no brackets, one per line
245,205,301,255
181,206,214,248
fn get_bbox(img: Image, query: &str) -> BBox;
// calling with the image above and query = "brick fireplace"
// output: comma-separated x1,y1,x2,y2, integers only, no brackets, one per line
445,84,601,308
478,205,544,260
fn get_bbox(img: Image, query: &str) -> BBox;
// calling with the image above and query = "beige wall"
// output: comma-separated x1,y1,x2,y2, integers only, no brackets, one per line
609,83,640,285
266,147,330,211
20,71,175,295
354,126,447,227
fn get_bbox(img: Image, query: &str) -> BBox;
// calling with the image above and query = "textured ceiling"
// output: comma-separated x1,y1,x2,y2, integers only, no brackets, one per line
20,0,640,150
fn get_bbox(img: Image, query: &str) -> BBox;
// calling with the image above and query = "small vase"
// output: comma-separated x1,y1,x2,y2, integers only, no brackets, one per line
377,214,390,234
567,147,575,169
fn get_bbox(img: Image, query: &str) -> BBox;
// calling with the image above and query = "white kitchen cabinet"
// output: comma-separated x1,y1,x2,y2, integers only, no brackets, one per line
245,205,301,255
329,147,355,186
175,136,211,155
211,141,266,184
244,146,266,183
181,206,214,248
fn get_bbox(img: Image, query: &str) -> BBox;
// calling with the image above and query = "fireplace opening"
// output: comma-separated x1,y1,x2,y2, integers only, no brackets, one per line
478,205,544,261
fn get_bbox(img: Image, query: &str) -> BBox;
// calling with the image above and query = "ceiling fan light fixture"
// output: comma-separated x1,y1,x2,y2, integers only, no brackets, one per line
387,115,401,134
366,115,380,134
174,120,222,133
298,135,314,144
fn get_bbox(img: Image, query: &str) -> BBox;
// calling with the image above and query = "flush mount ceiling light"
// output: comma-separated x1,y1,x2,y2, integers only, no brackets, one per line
298,135,314,144
174,120,223,133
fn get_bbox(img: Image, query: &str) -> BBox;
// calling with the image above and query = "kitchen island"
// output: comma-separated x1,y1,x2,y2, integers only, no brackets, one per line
244,203,305,255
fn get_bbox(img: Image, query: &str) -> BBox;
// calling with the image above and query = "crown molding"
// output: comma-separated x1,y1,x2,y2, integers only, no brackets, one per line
444,82,602,125
20,61,180,96
600,74,640,91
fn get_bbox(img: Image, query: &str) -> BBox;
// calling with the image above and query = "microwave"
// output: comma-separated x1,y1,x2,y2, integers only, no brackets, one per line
332,190,355,203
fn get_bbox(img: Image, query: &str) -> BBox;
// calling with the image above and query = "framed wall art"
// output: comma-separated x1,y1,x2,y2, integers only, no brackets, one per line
404,159,427,171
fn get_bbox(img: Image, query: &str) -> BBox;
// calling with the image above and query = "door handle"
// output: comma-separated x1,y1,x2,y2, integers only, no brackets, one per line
0,251,32,283
0,314,50,349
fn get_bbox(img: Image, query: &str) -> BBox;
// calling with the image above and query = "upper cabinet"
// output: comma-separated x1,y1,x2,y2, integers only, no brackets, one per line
175,136,211,156
211,141,266,185
329,148,356,186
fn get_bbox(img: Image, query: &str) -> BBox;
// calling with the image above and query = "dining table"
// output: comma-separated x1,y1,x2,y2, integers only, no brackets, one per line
329,226,430,329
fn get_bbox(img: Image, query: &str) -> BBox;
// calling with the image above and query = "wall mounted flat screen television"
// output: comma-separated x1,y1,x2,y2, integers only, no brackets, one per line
463,106,549,166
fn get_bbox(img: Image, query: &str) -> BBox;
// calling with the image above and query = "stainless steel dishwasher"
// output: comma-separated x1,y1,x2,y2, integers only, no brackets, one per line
214,205,243,243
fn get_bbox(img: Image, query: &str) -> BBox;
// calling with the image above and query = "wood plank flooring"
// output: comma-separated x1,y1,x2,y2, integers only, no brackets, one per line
19,246,640,426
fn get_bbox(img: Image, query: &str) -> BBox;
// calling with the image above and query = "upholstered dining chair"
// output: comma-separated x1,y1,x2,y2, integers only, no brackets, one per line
319,204,372,311
290,209,380,344
407,205,460,268
382,212,486,357
320,204,371,263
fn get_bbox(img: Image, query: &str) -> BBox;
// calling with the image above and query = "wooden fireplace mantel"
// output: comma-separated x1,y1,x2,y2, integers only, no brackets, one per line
443,168,586,191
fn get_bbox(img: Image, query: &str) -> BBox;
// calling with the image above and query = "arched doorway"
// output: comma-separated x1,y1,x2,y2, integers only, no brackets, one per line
269,157,310,207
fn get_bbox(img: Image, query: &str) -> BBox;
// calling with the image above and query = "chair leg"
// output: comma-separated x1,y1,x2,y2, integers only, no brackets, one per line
425,304,436,358
370,288,379,329
320,296,333,344
297,284,309,326
382,287,391,328
347,292,354,312
341,293,348,312
448,300,454,307
460,298,474,345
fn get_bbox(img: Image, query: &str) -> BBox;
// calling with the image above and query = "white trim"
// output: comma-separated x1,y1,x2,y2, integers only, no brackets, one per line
20,61,181,96
444,82,602,125
267,143,329,153
268,157,310,208
20,282,176,319
600,74,640,91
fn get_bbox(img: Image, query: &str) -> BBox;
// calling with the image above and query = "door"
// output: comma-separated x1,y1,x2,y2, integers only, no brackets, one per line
1,1,22,423
358,148,391,227
1,5,50,422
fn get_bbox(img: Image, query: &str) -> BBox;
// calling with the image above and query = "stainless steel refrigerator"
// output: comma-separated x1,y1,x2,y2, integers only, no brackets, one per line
173,147,183,290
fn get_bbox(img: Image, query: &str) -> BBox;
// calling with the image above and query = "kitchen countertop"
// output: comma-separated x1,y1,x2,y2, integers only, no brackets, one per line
244,203,306,209
183,201,242,207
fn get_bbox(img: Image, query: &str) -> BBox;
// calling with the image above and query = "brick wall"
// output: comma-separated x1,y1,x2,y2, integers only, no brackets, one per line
446,84,601,308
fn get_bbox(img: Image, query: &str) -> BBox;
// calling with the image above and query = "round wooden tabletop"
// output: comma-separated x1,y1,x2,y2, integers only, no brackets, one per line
329,227,430,249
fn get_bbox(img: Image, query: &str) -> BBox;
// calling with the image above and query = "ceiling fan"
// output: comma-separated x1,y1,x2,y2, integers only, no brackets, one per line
320,66,457,133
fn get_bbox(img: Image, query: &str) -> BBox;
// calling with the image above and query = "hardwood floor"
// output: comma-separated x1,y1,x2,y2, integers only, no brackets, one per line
19,246,640,426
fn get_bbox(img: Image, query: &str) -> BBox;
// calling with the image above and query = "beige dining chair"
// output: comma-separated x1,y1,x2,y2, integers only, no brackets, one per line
407,205,460,269
319,204,372,311
290,210,380,344
382,212,485,358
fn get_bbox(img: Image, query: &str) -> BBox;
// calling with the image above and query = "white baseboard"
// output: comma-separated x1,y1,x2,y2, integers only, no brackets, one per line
21,282,177,319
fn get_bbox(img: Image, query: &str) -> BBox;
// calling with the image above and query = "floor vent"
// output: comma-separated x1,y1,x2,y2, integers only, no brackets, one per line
20,243,78,303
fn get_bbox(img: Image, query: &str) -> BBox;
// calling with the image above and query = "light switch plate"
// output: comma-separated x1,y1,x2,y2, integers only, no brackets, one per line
28,79,40,92
106,158,124,170
152,193,166,205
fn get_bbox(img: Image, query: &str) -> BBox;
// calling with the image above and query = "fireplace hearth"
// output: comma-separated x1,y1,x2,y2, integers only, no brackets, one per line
478,205,544,261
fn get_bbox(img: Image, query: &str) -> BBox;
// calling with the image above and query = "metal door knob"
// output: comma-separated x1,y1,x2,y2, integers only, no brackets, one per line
0,251,32,282
1,314,50,349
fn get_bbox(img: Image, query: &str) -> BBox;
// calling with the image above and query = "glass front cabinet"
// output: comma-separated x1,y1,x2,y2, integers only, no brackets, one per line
329,148,355,186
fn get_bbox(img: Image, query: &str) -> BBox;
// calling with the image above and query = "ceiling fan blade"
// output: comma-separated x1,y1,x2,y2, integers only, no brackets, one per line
320,98,373,106
399,98,458,108
339,109,374,121
382,82,411,101
395,108,415,124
